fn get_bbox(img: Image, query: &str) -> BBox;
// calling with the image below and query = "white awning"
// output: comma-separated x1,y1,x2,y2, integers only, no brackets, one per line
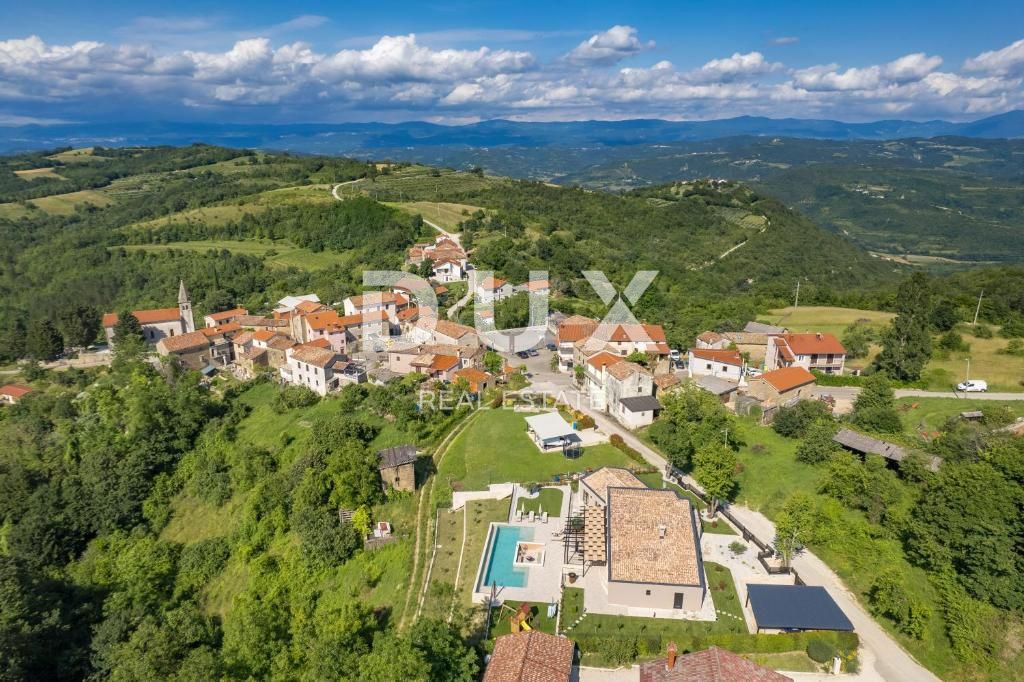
524,411,575,443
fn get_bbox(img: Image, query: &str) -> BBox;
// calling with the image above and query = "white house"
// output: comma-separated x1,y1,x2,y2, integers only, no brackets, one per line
432,258,467,283
475,275,513,304
516,279,550,297
343,292,409,322
687,348,744,382
583,352,659,428
281,344,344,396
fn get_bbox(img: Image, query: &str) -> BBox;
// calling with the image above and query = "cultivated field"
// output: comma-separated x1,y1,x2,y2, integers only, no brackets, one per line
118,240,354,271
28,189,114,215
14,167,65,181
385,201,484,231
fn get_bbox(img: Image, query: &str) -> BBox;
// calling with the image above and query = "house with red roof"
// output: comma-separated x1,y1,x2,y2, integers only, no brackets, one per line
639,644,791,682
748,366,818,406
202,307,248,328
483,631,575,682
766,333,846,375
687,348,744,382
0,384,33,405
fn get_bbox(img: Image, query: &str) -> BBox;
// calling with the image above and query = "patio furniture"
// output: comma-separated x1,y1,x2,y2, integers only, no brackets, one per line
528,511,535,523
541,511,549,524
516,509,523,522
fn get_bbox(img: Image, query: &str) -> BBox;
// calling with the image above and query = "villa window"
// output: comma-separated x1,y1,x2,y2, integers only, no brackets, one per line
645,589,651,596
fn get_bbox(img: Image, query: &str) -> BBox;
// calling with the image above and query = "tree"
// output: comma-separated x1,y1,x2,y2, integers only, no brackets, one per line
796,420,840,464
25,319,63,360
875,272,933,381
774,493,816,567
650,384,738,471
57,305,99,348
851,373,902,434
692,442,738,517
351,506,372,538
772,399,832,438
418,258,434,278
930,298,959,332
483,350,503,375
841,323,873,359
407,618,479,681
113,311,144,344
868,570,931,639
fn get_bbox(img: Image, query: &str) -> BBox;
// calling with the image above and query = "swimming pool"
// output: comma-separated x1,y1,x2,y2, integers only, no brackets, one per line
480,524,535,589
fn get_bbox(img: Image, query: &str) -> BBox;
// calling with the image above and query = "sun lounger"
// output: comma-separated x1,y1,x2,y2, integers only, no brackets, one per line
541,511,548,524
528,511,535,523
516,509,523,522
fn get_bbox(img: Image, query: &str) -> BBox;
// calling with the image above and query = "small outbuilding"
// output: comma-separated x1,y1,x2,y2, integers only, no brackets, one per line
377,444,418,492
746,584,854,633
0,384,32,405
833,428,941,472
747,366,816,406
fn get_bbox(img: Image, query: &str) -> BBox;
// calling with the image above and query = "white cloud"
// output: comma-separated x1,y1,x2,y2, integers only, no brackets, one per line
771,36,799,46
883,53,943,82
964,38,1024,76
691,51,780,82
565,25,654,66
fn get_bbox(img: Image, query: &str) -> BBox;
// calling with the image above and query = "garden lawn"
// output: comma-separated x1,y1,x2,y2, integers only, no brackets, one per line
435,409,637,501
457,499,512,605
516,488,563,516
486,599,558,643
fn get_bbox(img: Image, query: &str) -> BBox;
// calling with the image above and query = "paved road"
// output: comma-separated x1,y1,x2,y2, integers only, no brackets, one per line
519,353,939,682
815,385,1024,401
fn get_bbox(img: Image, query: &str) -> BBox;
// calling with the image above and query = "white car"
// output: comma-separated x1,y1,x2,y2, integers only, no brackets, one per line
746,367,763,378
669,349,681,362
957,380,988,393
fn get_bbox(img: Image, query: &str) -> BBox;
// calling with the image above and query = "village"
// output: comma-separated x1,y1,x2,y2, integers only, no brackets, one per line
36,232,905,682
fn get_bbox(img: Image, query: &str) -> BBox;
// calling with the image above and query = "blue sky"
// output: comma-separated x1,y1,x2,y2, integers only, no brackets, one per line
1,1,1022,125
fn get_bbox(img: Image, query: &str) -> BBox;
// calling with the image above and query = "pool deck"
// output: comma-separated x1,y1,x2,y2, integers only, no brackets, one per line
473,484,572,605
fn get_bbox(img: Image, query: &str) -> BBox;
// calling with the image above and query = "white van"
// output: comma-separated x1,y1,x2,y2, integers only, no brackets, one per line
957,380,988,393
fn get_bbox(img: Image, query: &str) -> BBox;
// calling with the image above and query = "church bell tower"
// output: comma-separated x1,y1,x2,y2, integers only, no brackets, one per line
178,279,195,333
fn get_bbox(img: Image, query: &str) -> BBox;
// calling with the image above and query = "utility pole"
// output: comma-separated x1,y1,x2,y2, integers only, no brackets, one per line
966,357,971,382
972,289,984,325
794,279,801,308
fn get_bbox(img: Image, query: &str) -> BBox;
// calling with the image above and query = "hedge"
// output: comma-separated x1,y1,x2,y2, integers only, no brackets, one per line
608,433,649,467
572,630,858,661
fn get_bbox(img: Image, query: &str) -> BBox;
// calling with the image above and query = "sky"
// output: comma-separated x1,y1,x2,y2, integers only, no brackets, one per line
1,0,1023,126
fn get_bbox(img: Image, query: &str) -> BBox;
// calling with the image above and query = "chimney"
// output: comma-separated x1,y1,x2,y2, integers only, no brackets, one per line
816,332,822,340
666,641,678,670
657,524,667,539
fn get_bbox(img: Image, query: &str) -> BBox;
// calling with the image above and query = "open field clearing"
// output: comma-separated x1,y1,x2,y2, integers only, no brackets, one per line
385,200,484,231
47,147,106,163
896,396,1024,434
25,189,114,214
14,167,65,180
924,330,1024,392
117,239,355,270
762,305,895,336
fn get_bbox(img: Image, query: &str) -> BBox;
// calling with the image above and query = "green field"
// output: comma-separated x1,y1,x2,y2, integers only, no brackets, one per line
761,305,895,337
47,147,106,163
117,239,354,271
896,396,1024,435
924,328,1024,392
14,167,65,181
435,409,639,503
385,201,484,231
516,487,563,516
0,188,116,218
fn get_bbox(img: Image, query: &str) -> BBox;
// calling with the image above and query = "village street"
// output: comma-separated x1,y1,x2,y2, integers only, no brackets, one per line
508,345,940,682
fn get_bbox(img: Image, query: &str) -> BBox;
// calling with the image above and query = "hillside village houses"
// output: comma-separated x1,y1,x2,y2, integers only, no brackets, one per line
475,275,513,304
687,348,745,382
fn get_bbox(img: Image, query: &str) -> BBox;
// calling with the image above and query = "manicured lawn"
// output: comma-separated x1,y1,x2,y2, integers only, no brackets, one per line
435,409,638,499
896,396,1024,435
457,499,512,605
743,651,818,673
516,487,564,516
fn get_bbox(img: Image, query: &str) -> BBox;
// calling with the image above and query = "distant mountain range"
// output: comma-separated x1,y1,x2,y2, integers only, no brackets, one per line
1,110,1023,155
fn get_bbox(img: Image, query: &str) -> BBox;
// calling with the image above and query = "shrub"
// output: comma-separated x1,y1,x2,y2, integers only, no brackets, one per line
608,433,647,466
772,400,832,438
273,385,320,412
807,638,837,663
728,541,747,555
973,324,993,339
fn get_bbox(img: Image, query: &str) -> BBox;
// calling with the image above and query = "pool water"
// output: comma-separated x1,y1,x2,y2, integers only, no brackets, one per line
482,525,535,588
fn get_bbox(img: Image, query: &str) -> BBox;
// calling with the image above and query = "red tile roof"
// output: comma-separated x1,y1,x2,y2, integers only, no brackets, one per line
697,331,723,344
430,354,460,372
0,384,33,399
587,351,624,371
639,646,791,682
252,330,277,342
759,366,816,392
478,275,508,290
348,292,404,307
305,337,331,349
779,333,845,356
557,317,599,343
433,319,476,340
689,348,743,366
200,322,241,337
289,345,337,367
483,631,575,682
102,308,180,327
157,330,209,353
453,367,490,391
205,307,248,322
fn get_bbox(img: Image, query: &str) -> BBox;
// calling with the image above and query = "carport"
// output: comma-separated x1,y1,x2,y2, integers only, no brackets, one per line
746,584,854,632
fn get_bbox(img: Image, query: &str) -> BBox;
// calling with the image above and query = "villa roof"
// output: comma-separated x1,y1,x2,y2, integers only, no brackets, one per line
478,275,508,290
483,631,575,682
608,487,701,587
606,360,650,381
583,505,607,563
580,467,645,505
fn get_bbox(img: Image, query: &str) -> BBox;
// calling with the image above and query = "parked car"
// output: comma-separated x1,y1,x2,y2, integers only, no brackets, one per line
546,343,557,351
957,379,988,392
746,367,763,378
527,349,539,357
669,349,681,362
515,351,530,359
